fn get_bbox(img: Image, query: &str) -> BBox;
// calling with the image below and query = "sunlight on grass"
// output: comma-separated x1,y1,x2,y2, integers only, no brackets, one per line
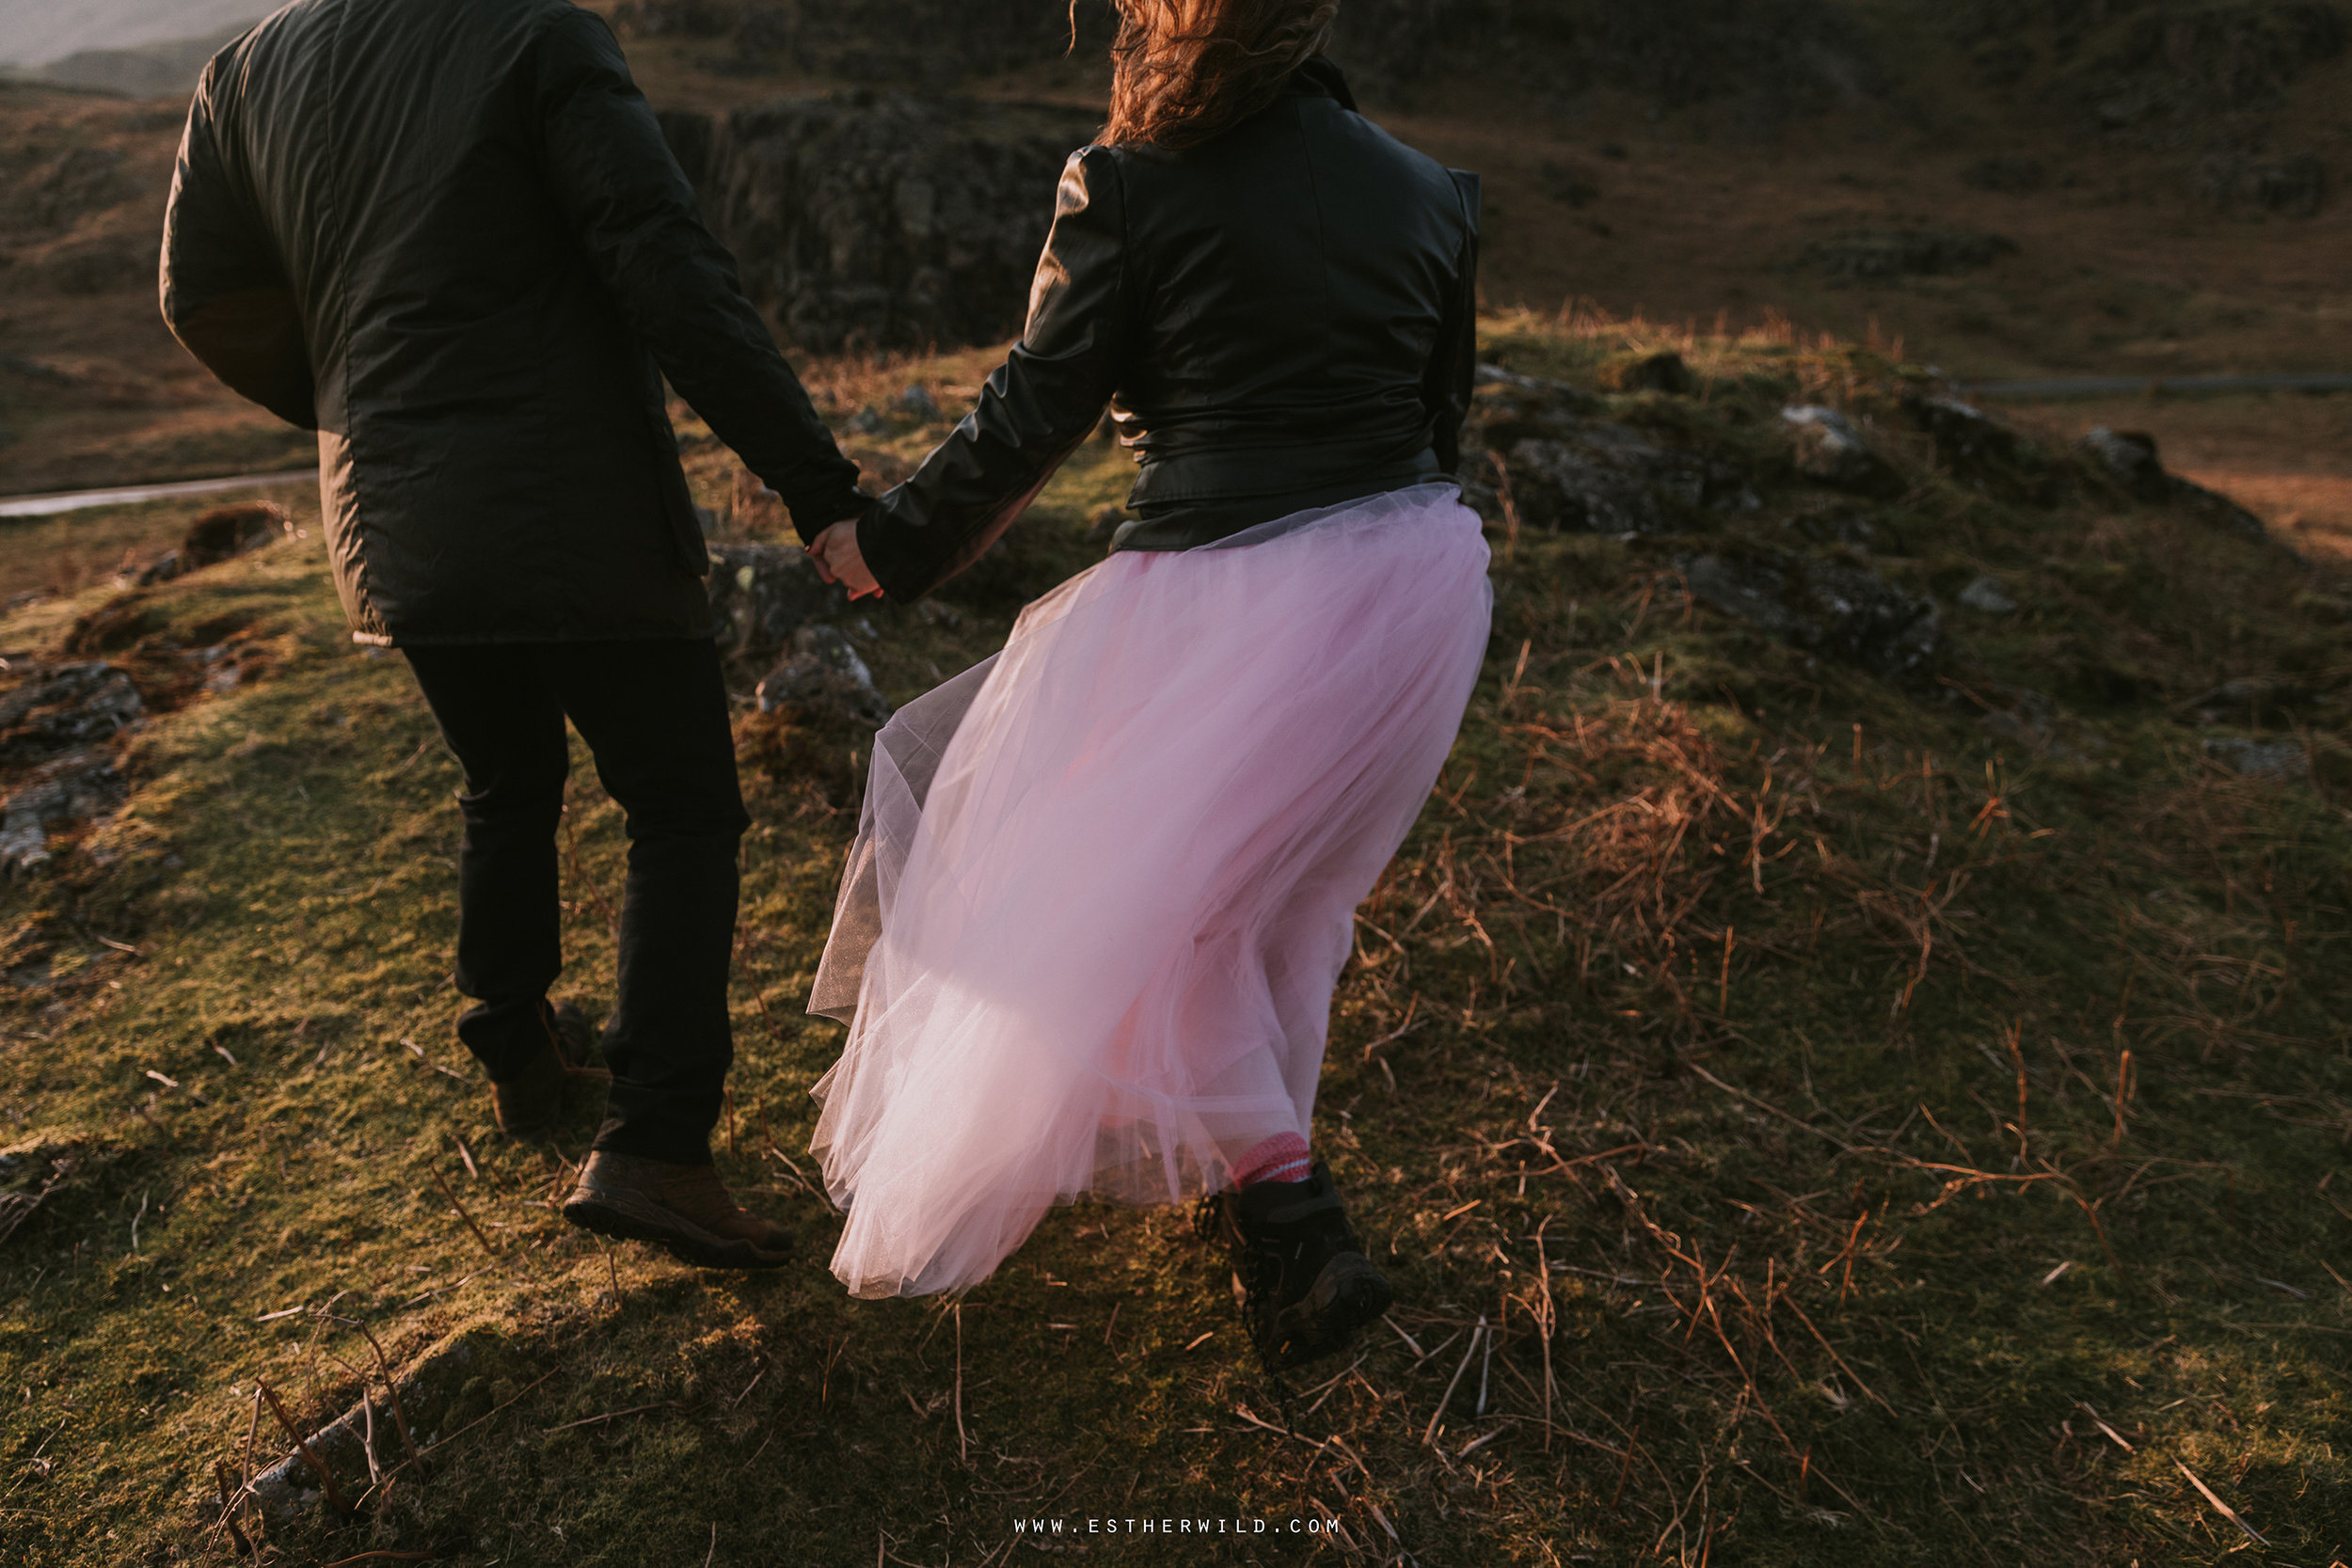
2,314,2346,1565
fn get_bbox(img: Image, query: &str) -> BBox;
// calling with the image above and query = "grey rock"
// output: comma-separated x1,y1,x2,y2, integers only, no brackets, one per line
2077,2,2343,126
1782,505,1884,547
1,749,125,875
2077,428,2169,500
0,663,144,764
249,1328,516,1515
845,405,888,436
706,543,846,659
1780,404,1902,493
1903,393,2042,494
1806,228,2016,283
1682,549,1942,677
2186,676,2300,722
134,504,289,585
1501,420,1758,534
666,93,1100,352
132,551,185,588
1958,574,2018,613
1976,686,2105,762
2204,736,2308,780
2077,427,2268,543
756,626,893,727
1472,365,1605,411
898,384,944,421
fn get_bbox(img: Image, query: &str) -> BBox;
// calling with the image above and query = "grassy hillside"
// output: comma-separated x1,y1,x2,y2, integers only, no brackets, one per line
1,316,2346,1564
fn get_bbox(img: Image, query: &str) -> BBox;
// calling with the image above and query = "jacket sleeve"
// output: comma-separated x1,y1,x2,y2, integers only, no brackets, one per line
1422,170,1480,476
856,148,1130,602
159,51,318,431
529,10,866,541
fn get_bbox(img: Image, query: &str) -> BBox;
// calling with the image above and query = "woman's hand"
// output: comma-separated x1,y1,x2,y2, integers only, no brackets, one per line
807,516,882,599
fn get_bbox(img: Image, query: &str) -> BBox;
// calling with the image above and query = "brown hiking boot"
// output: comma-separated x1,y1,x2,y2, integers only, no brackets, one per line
561,1150,793,1270
488,999,595,1138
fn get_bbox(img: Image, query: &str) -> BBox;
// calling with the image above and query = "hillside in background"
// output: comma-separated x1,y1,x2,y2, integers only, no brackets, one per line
2,0,2349,519
0,1,262,74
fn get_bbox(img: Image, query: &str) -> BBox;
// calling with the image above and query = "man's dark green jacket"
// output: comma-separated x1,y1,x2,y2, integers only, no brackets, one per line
161,0,867,646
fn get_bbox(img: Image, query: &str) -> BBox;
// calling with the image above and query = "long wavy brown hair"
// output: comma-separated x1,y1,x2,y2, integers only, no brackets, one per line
1101,0,1341,150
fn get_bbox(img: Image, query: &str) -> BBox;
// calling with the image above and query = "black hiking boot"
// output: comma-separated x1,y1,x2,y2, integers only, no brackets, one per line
1198,1162,1394,1371
488,999,595,1138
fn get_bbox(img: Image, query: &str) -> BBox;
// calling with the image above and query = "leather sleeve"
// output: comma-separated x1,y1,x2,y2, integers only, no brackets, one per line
531,10,867,541
857,148,1130,602
159,55,318,431
1424,170,1480,476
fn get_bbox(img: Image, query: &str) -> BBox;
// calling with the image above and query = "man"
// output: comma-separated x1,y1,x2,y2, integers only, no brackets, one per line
161,0,866,1269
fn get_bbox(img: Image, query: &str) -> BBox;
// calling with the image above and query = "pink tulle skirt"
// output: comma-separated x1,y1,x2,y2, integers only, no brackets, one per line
805,483,1493,1298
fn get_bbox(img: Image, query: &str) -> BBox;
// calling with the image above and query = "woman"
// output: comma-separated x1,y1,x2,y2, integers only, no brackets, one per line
803,0,1488,1371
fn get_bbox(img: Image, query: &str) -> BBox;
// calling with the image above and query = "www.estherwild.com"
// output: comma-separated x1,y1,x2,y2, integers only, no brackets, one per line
1011,1515,1342,1537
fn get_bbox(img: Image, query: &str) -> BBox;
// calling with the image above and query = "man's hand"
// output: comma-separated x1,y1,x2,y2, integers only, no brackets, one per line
807,516,882,599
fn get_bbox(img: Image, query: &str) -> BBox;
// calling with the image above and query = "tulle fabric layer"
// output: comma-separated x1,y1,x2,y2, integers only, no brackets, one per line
806,483,1493,1298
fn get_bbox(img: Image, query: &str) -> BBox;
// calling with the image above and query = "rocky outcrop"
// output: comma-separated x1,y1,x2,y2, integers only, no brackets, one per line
663,93,1099,353
1780,404,1902,495
0,662,143,764
0,661,143,874
1474,377,1757,534
248,1326,526,1516
1958,574,2019,613
706,542,847,659
2090,2,2346,122
1805,228,2017,283
2204,735,2308,779
1901,393,2044,499
755,624,893,727
2076,428,2268,542
1681,548,1944,678
1,748,124,875
129,503,289,587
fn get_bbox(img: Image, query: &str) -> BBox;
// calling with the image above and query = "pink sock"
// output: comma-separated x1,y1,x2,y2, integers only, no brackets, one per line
1233,1132,1311,1188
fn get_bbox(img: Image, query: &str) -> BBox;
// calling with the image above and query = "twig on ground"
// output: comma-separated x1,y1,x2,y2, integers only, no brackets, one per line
430,1166,502,1259
1422,1315,1486,1446
258,1381,352,1513
2171,1454,2269,1544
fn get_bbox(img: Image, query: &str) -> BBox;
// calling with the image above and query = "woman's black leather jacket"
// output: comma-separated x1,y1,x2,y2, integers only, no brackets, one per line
855,57,1480,602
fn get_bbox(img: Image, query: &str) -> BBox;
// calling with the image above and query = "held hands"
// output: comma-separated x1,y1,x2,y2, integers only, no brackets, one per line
807,516,882,600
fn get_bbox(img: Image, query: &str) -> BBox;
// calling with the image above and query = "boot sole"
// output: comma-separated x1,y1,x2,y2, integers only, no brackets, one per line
1265,1251,1393,1370
562,1187,791,1272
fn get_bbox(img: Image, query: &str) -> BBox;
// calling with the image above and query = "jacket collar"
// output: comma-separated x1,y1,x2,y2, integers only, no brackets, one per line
1287,55,1358,111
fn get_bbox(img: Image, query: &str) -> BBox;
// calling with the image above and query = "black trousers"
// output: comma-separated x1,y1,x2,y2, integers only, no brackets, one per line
404,638,750,1166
